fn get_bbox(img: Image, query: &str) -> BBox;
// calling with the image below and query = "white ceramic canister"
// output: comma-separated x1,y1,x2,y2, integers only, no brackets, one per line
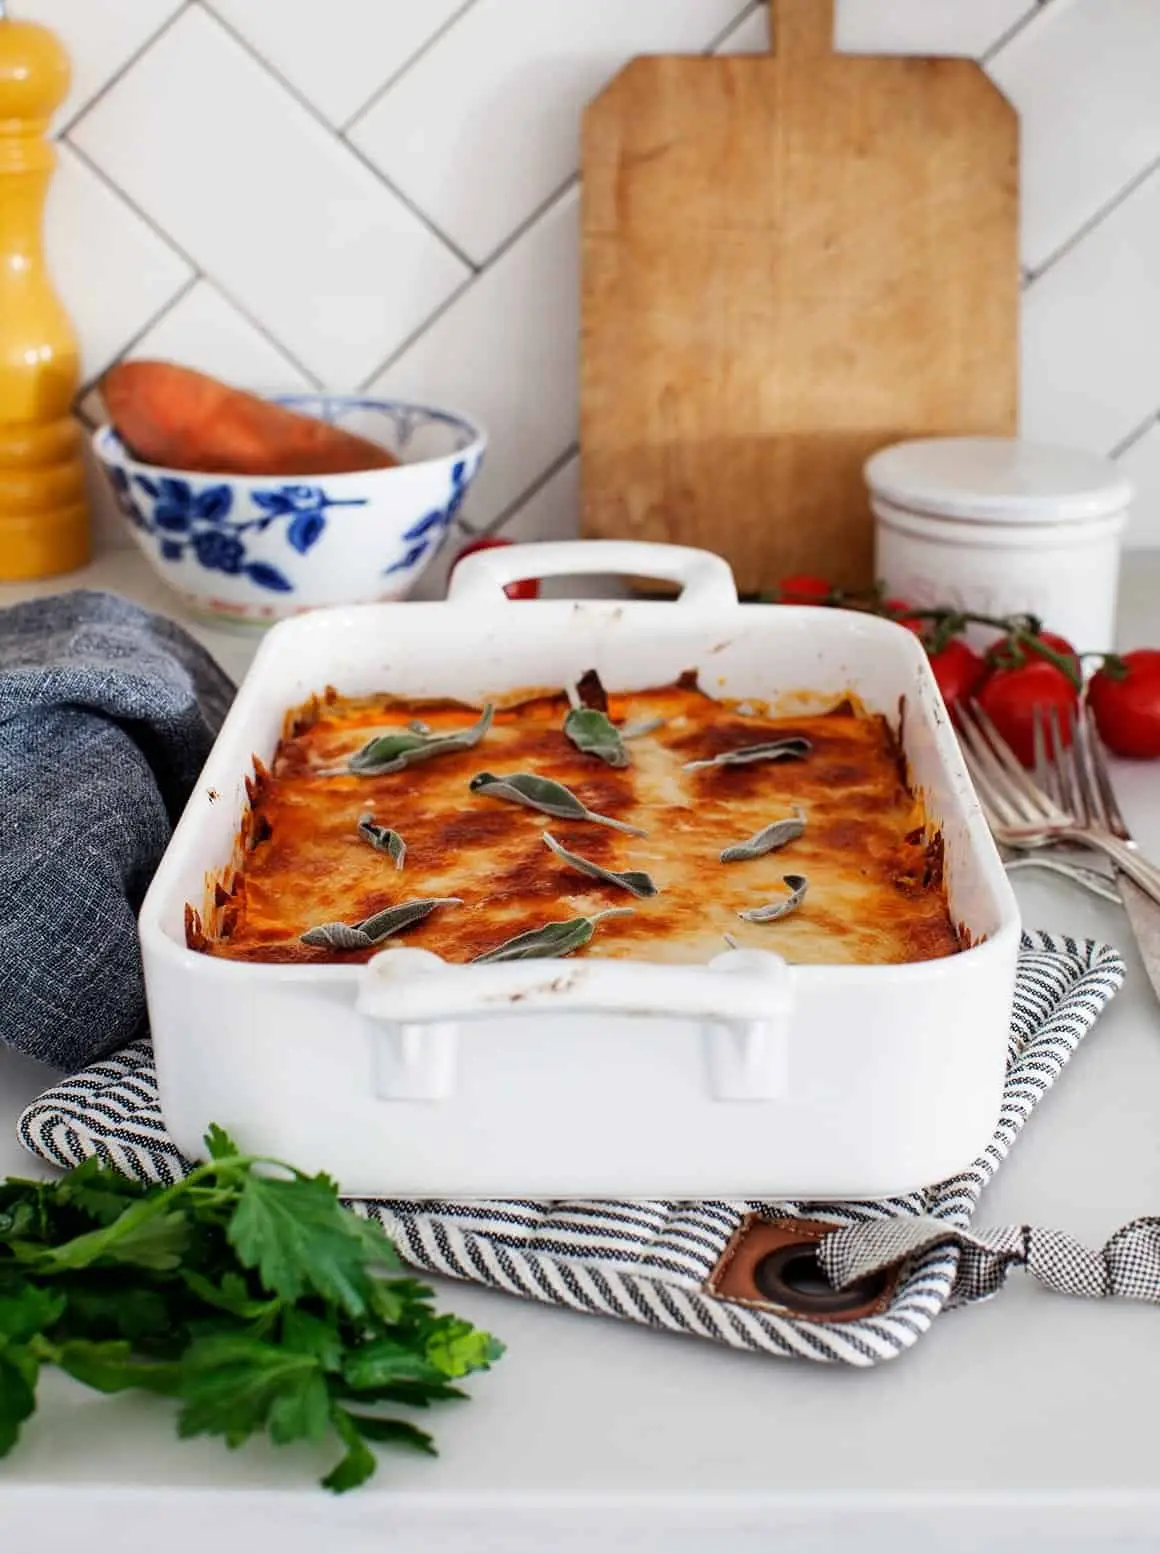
866,437,1133,654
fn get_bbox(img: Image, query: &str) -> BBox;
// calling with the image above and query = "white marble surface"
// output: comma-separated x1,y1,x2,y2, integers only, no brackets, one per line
2,551,1160,1553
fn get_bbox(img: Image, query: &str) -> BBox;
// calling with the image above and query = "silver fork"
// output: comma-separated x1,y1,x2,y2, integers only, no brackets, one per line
955,701,1116,900
1043,700,1160,1002
956,701,1160,908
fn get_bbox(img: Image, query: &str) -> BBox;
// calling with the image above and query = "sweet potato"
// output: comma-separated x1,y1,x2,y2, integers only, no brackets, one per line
101,360,399,476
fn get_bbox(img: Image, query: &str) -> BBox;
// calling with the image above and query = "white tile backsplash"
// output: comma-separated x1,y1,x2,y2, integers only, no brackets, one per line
9,0,1160,567
835,0,1036,56
347,0,749,264
45,143,192,381
70,7,468,387
1116,420,1160,549
118,279,315,393
1021,163,1160,455
25,0,186,129
203,0,468,129
488,452,580,545
717,2,1039,64
990,0,1160,274
369,186,580,532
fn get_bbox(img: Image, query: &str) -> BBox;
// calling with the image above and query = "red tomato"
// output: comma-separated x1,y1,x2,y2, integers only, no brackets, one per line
1088,650,1160,759
450,536,540,600
976,659,1079,766
777,573,832,604
894,612,928,639
926,639,987,709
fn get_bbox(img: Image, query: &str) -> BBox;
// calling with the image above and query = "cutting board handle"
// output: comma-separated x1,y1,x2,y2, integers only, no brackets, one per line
769,0,835,58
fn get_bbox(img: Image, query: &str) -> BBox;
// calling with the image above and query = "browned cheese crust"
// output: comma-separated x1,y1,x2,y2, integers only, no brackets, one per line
190,681,961,968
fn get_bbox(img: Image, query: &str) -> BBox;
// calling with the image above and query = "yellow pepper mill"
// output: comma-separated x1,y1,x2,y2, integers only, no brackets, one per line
0,6,89,580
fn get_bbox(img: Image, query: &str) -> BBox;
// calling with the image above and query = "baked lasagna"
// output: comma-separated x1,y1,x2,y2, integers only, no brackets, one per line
189,674,961,968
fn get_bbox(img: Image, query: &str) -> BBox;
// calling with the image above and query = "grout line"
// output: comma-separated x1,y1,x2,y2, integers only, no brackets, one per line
981,0,1045,65
469,173,578,279
199,3,478,275
468,443,580,539
62,139,200,279
1026,153,1160,286
183,278,326,390
707,0,764,54
339,0,484,133
74,271,202,411
354,273,477,392
62,143,326,391
1109,413,1160,464
56,0,196,140
356,179,579,388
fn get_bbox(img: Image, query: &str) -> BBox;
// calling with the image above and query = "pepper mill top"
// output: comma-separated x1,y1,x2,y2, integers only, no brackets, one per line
0,15,71,135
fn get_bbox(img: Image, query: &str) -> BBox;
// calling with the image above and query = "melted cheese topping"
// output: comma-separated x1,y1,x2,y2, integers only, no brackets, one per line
195,682,960,967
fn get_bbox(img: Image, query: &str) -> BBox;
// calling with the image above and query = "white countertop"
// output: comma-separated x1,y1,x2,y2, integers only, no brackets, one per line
3,548,1160,1554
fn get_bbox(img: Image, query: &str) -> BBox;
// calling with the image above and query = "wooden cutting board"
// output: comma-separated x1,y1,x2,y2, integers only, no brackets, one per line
580,0,1019,596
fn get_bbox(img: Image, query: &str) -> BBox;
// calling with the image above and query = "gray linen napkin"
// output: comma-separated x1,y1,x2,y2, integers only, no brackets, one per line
0,589,234,1069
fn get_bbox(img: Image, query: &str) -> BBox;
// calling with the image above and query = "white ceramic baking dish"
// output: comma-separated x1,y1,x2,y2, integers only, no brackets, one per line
139,540,1020,1200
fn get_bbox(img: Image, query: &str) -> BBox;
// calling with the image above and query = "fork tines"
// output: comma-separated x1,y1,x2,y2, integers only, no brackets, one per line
956,700,1070,831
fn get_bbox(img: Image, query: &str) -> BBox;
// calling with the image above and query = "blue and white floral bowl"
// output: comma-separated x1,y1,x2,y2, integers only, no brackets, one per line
93,394,486,628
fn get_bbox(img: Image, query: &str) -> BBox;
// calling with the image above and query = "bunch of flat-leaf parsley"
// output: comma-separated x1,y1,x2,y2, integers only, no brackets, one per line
0,1126,502,1490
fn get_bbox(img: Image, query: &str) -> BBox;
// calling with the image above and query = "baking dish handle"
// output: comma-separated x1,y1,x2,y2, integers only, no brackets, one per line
357,948,793,1102
445,540,739,608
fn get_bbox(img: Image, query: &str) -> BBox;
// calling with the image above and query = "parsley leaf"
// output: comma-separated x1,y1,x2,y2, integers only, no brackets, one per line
0,1350,37,1455
34,1204,191,1273
228,1173,377,1316
0,1283,65,1342
177,1333,329,1448
323,1407,378,1493
0,1131,501,1490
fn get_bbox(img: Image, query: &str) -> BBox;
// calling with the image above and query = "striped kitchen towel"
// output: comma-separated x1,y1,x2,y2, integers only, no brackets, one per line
17,932,1132,1367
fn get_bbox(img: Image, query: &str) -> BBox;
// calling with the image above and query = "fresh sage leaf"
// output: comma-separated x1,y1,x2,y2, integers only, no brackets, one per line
346,705,493,776
357,898,461,942
684,736,811,772
618,716,665,741
300,922,376,952
302,898,461,950
563,706,629,768
357,813,406,870
542,830,658,898
469,771,647,837
720,808,806,864
738,875,809,924
471,907,634,964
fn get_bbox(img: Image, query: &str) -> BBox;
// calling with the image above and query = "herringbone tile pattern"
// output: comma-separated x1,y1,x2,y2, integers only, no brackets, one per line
24,0,1160,551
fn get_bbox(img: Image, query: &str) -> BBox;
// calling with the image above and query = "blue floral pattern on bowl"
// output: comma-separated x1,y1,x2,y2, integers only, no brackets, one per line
385,456,471,577
93,395,486,625
110,470,367,593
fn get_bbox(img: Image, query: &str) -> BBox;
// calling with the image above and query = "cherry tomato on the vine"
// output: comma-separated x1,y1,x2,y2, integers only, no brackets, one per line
987,629,1079,683
926,638,987,710
450,536,540,600
776,573,832,604
976,658,1079,767
1088,650,1160,759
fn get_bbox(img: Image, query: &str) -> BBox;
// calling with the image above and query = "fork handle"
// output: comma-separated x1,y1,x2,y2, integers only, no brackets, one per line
1072,831,1160,908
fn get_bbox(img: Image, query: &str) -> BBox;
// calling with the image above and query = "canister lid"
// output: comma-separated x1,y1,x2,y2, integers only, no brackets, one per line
864,437,1133,523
